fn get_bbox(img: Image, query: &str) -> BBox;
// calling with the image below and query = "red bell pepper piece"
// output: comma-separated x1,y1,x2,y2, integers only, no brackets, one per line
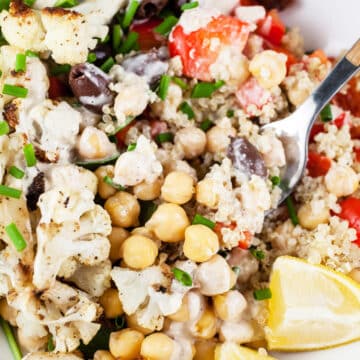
130,18,166,51
307,151,331,177
48,76,70,99
338,197,360,247
309,123,325,142
257,9,286,46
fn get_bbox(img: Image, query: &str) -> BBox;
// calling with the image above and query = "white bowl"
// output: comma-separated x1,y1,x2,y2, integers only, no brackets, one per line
1,0,359,359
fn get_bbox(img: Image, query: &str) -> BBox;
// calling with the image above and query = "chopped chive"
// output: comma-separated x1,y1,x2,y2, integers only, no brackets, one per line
23,143,37,167
101,34,110,44
0,120,9,135
181,1,199,10
100,57,115,73
3,84,28,98
249,246,265,260
23,0,36,6
112,24,123,51
285,195,299,225
5,223,27,252
253,288,272,300
118,32,139,54
47,335,55,352
114,315,125,329
127,143,136,151
87,52,97,63
15,54,26,72
0,185,22,199
155,132,174,144
0,318,22,360
103,176,125,191
200,119,214,132
54,0,79,8
172,267,192,286
9,166,25,179
271,176,281,186
0,70,2,77
157,75,171,100
50,64,71,76
155,15,178,36
226,109,234,117
320,104,332,122
172,76,188,90
25,50,38,58
122,0,140,28
192,214,215,229
179,101,194,119
232,266,241,276
191,80,225,98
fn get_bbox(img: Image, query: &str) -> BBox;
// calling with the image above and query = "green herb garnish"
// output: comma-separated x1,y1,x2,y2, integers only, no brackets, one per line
54,0,79,8
157,75,171,100
191,80,225,98
3,84,28,98
179,101,195,119
320,104,332,122
172,267,193,286
9,166,25,179
0,185,22,199
181,1,199,10
15,54,26,72
0,317,22,360
23,143,37,167
285,195,299,225
103,176,125,191
5,223,27,251
118,31,139,54
155,15,178,36
253,288,272,300
200,119,214,132
192,214,215,230
0,121,9,136
100,57,115,73
155,132,174,143
122,0,140,28
172,76,188,90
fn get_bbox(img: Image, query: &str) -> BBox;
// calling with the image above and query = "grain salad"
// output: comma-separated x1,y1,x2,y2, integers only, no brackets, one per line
0,0,359,359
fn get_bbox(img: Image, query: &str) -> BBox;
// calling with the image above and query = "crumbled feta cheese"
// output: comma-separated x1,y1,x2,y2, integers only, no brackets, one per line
235,6,266,24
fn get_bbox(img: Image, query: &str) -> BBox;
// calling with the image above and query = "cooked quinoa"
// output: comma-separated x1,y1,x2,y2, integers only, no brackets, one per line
0,1,359,359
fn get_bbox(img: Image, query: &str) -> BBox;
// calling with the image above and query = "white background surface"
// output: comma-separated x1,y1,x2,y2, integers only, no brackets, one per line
1,0,359,359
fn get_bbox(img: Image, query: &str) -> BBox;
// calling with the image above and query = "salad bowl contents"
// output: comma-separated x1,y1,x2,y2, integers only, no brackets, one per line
0,0,359,359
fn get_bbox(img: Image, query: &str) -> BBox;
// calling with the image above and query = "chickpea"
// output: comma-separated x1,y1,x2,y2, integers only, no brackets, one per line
249,50,287,89
78,126,116,160
109,329,144,359
131,226,155,239
167,293,190,322
195,255,236,296
146,203,190,242
193,306,217,340
105,191,140,227
175,127,207,159
196,179,219,208
140,333,175,360
194,340,216,360
122,234,158,270
325,165,359,197
183,225,219,263
99,288,123,319
126,313,154,335
219,320,254,343
108,227,129,262
213,290,247,322
349,268,360,283
161,171,194,204
133,177,163,201
94,350,115,360
95,165,117,199
297,203,330,230
206,125,235,154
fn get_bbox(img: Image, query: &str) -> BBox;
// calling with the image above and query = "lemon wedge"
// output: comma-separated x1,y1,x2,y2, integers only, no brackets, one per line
266,256,360,351
215,342,277,360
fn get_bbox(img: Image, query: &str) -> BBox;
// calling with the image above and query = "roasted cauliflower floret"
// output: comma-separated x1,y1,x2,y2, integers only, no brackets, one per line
23,353,83,360
33,187,111,290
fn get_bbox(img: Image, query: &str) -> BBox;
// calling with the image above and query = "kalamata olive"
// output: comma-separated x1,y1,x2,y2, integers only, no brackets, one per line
135,0,168,19
121,47,169,87
227,137,268,178
91,43,113,67
69,63,114,114
26,172,45,211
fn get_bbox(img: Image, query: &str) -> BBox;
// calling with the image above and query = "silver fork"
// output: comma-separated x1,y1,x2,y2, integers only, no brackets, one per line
262,38,360,205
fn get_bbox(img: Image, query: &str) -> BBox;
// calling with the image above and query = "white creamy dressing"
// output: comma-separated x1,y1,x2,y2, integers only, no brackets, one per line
235,5,266,23
198,0,239,14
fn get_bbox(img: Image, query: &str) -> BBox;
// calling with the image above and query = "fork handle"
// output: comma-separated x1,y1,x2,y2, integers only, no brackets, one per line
347,38,360,66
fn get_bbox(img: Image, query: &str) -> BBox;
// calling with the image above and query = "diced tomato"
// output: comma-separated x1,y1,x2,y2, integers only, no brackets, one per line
169,15,250,81
115,122,135,148
238,231,252,249
338,197,360,247
354,147,360,163
48,76,70,99
149,120,168,138
214,222,252,249
351,125,360,139
257,9,286,46
236,77,271,115
130,18,166,51
309,49,328,65
333,78,360,117
333,112,351,129
306,151,331,177
309,123,325,142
